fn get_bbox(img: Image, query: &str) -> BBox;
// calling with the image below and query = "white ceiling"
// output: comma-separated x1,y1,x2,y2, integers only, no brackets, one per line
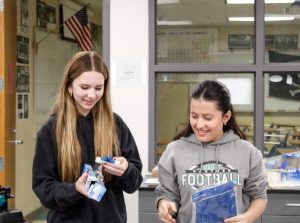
157,0,300,25
63,0,300,25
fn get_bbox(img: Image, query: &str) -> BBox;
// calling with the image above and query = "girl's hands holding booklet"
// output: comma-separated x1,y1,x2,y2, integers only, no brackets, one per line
75,171,89,197
224,198,267,223
102,157,128,176
224,213,250,223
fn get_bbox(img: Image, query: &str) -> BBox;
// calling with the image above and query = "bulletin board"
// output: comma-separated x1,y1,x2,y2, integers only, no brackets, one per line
157,28,218,63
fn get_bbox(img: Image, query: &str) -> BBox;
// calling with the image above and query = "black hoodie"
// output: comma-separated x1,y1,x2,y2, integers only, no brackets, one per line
32,113,143,223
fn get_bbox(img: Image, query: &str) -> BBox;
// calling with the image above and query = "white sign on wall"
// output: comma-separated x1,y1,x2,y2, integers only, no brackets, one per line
111,59,147,87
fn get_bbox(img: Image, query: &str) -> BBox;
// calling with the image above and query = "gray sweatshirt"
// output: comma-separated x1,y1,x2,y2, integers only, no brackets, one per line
155,130,268,223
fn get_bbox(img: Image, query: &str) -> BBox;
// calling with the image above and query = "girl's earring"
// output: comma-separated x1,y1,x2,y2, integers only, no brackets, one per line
69,91,73,97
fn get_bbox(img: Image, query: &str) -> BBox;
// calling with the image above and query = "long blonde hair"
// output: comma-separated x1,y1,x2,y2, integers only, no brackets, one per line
52,51,120,182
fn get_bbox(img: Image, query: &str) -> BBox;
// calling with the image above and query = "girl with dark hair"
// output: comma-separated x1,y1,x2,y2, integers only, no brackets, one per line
156,80,267,223
32,51,143,223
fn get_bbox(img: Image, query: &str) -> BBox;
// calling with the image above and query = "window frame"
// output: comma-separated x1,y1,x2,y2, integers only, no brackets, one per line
148,0,300,170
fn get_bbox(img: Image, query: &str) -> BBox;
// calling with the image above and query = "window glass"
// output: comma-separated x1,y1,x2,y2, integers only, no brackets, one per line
264,73,300,158
155,73,254,162
156,0,254,64
265,2,300,63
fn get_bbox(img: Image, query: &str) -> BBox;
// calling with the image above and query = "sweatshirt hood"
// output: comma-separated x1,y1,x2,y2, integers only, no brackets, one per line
180,130,240,173
180,129,240,147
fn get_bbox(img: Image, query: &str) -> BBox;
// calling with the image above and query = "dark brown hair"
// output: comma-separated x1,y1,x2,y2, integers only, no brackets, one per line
174,80,246,140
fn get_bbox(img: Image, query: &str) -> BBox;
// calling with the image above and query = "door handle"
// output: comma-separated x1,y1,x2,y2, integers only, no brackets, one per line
10,129,23,144
8,140,23,145
285,203,300,207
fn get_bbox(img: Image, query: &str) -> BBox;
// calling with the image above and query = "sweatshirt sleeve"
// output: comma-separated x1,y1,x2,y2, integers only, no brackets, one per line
114,114,143,193
243,145,268,201
32,120,83,211
155,143,181,209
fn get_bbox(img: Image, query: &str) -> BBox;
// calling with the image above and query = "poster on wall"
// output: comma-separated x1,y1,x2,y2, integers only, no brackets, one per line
37,0,56,30
268,50,300,101
274,34,298,51
228,35,252,50
17,94,29,119
17,35,29,64
46,5,56,30
16,66,29,93
157,28,218,63
37,0,48,29
20,0,29,33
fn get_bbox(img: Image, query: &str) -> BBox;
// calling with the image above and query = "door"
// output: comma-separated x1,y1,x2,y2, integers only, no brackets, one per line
14,0,40,215
0,0,17,208
15,91,40,215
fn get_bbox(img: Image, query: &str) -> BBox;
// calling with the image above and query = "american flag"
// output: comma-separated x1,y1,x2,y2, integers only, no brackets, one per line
65,7,93,51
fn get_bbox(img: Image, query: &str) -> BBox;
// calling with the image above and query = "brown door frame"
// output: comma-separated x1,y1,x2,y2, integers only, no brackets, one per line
0,0,17,208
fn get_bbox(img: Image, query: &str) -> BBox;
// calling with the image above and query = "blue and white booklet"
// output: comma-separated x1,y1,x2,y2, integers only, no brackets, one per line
192,181,237,223
82,164,106,202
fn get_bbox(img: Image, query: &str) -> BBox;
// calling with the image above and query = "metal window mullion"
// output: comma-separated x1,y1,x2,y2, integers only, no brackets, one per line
153,64,258,73
103,0,110,67
263,64,300,72
254,0,265,150
149,0,156,170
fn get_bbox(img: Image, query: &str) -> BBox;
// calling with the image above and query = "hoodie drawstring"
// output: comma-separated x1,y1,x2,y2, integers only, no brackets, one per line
199,142,205,172
215,140,220,172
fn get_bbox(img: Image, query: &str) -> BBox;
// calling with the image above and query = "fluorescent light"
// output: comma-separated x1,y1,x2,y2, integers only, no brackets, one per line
267,0,295,2
228,16,295,21
265,16,295,21
226,0,295,4
157,0,180,4
157,20,193,25
226,0,254,3
228,17,254,21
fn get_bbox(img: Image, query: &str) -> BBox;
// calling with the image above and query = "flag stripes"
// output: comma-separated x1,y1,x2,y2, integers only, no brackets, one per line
65,7,93,51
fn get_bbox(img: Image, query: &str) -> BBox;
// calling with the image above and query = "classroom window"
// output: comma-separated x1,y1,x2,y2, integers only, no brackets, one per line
155,73,254,162
150,1,300,169
264,73,300,158
156,0,254,64
265,2,300,63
